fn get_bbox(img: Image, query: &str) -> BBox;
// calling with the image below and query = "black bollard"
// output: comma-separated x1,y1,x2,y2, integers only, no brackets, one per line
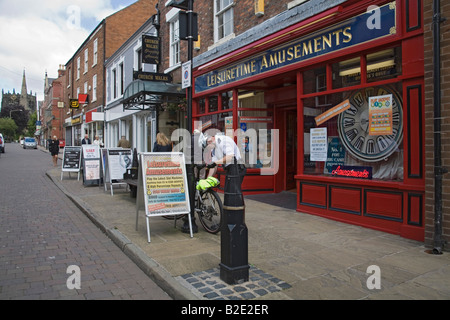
220,162,248,285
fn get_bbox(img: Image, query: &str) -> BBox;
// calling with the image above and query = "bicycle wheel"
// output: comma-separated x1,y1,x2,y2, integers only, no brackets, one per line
197,189,223,234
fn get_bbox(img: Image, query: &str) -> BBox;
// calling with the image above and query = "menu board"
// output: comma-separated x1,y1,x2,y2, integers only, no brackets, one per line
62,146,82,172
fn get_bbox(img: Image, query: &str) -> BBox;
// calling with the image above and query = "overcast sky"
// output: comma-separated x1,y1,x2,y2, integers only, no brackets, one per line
0,0,137,104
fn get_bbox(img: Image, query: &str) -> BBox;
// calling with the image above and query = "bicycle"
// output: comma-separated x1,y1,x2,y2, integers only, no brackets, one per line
163,163,223,234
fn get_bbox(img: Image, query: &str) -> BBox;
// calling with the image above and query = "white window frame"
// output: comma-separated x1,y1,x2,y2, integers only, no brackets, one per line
84,49,88,74
214,0,234,43
112,68,117,99
166,8,181,68
93,39,98,67
84,81,88,94
92,74,97,102
76,57,80,80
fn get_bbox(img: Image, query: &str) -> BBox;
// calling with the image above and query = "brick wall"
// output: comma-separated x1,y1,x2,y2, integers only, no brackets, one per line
158,0,289,77
105,0,157,59
424,0,450,251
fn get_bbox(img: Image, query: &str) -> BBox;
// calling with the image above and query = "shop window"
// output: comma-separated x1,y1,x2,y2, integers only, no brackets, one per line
221,91,233,110
332,56,361,89
367,47,402,82
198,112,233,134
198,98,206,114
303,83,404,181
237,92,274,169
209,95,219,112
303,66,327,95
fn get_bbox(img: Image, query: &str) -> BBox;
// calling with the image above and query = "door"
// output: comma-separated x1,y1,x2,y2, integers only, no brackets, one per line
285,109,297,190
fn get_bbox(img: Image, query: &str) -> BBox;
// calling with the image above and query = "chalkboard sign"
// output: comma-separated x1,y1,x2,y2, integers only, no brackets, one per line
61,146,82,180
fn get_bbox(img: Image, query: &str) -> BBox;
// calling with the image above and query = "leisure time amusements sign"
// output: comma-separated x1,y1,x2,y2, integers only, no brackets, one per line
195,2,396,93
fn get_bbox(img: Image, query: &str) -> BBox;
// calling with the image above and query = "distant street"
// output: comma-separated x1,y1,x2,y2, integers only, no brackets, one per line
0,143,171,300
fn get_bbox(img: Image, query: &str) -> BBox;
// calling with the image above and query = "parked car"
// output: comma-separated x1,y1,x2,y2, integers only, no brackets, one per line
23,137,37,149
0,133,4,153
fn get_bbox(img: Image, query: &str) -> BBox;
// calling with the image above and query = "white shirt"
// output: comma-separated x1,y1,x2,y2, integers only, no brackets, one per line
211,135,241,164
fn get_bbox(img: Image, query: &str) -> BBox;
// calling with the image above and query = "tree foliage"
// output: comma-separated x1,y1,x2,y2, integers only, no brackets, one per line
0,117,19,139
0,104,29,134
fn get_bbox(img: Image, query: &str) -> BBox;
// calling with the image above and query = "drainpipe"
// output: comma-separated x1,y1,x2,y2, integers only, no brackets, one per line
432,0,447,254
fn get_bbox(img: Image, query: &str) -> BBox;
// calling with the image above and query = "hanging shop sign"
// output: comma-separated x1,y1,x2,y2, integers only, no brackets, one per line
195,2,396,93
142,35,160,65
70,99,79,109
133,71,172,82
78,94,89,105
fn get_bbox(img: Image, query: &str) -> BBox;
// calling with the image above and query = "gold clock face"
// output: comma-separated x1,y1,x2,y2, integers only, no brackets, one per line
337,87,403,162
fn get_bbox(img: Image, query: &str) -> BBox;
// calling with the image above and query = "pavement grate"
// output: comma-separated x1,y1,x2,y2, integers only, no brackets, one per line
176,265,291,300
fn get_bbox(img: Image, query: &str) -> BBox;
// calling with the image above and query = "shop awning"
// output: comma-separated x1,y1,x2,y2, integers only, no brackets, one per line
122,80,185,111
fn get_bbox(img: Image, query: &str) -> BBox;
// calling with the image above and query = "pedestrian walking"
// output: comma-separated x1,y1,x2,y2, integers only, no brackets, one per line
49,136,60,167
153,132,172,152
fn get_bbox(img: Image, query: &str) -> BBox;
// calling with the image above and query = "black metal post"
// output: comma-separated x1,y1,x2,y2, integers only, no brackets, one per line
220,163,249,285
182,0,198,234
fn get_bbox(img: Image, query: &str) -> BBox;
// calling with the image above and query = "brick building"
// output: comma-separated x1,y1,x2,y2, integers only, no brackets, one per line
63,0,157,146
41,66,66,145
424,0,449,252
152,0,450,247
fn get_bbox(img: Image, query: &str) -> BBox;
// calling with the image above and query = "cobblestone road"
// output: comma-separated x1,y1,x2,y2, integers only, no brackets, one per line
0,143,171,300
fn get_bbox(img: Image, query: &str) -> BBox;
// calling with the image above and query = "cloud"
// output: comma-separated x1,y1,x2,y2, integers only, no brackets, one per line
0,0,135,102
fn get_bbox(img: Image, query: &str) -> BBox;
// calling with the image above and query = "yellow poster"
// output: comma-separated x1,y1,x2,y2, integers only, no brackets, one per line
368,94,393,135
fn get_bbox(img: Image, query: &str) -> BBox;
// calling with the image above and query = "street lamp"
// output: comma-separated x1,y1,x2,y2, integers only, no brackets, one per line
10,109,23,118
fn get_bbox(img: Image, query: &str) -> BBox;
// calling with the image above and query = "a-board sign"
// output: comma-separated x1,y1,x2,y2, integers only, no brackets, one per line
142,152,190,216
62,146,82,172
82,145,100,186
107,149,132,180
61,146,82,180
138,152,192,242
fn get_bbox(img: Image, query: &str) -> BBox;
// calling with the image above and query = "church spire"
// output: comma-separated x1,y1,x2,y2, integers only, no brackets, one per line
21,68,27,96
20,68,30,111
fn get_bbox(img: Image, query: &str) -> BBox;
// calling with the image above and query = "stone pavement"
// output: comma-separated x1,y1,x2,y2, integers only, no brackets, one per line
46,147,450,300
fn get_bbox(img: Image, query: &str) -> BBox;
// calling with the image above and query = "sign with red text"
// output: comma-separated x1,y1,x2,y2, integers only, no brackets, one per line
331,165,372,179
82,145,100,186
141,152,190,216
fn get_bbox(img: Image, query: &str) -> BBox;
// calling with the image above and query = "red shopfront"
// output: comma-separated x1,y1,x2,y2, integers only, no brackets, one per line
192,0,424,241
